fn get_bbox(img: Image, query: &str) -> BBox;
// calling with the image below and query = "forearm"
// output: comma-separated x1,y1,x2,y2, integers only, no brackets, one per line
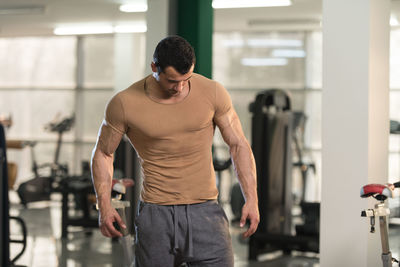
230,140,258,204
91,146,114,210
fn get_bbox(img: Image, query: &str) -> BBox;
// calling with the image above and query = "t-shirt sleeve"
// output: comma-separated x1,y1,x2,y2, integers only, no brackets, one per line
104,94,127,135
214,81,233,119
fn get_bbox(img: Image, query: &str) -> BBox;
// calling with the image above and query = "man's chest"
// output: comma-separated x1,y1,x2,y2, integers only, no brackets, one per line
125,100,215,139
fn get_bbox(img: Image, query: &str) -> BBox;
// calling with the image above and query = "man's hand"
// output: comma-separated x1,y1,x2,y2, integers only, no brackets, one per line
99,206,126,238
240,201,260,238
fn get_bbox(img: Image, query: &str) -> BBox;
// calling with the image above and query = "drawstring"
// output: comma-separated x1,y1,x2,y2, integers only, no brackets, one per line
172,204,194,258
186,204,193,258
173,205,179,254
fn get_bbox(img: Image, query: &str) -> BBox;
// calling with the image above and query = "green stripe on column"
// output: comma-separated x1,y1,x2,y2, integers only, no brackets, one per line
177,0,213,78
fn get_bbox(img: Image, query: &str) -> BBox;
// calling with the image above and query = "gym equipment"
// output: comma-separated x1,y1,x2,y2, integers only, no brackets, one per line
0,124,27,267
390,120,400,134
360,182,400,267
5,140,20,190
113,137,141,238
212,144,232,204
44,114,74,168
9,216,27,266
213,144,232,172
1,124,10,267
230,183,245,222
107,178,135,267
59,174,97,238
10,115,96,239
248,89,319,260
389,120,400,220
17,114,74,205
291,111,319,237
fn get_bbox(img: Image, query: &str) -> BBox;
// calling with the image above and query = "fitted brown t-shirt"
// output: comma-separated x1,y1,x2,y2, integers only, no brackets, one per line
103,73,232,205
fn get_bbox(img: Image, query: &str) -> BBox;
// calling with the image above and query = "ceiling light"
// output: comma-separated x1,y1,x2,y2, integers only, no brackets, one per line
241,58,288,66
222,39,245,47
54,26,114,35
272,49,306,58
114,24,147,33
54,23,147,35
212,0,291,9
0,5,45,15
120,3,147,13
247,39,303,47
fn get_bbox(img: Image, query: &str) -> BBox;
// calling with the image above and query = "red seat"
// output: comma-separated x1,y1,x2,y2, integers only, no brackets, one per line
360,184,393,199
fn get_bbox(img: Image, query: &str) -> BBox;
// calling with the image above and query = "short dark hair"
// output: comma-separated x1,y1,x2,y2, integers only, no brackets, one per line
153,35,196,75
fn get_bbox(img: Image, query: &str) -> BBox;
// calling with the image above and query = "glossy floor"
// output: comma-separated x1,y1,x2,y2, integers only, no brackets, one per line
8,192,319,267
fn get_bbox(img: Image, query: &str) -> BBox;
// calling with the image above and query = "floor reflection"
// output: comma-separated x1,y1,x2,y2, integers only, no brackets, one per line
9,191,321,267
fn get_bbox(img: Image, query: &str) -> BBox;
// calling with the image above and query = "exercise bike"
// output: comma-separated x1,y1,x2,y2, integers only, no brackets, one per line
16,114,74,205
360,182,400,267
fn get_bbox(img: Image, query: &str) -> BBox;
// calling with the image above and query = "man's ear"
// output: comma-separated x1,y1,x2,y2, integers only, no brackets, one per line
151,62,157,72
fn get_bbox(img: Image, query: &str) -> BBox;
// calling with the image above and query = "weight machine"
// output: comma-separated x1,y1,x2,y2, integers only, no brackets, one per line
248,89,319,260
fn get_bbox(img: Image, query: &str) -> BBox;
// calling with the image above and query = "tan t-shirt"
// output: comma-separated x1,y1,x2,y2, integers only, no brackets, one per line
103,73,232,205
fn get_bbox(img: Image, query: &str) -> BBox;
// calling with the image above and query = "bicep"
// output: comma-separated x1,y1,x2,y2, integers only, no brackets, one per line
96,120,124,156
214,109,246,148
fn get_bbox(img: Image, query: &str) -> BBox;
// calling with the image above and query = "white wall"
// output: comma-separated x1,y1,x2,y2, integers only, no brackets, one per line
321,0,390,266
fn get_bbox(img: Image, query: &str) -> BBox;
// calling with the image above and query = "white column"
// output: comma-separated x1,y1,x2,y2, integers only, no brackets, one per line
321,1,390,266
145,0,177,74
73,36,84,174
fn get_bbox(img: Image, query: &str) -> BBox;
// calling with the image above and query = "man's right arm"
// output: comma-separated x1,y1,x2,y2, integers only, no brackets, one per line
91,121,125,237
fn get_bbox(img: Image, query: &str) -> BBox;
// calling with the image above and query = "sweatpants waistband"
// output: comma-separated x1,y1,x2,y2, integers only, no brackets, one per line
139,199,218,208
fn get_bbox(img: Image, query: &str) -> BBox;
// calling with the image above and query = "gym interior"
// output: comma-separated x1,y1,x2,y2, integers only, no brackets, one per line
0,0,399,266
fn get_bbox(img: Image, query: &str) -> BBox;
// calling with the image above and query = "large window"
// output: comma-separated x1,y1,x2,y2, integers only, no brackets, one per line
214,32,306,90
0,37,77,88
1,34,145,182
82,36,115,89
214,28,400,201
213,30,322,201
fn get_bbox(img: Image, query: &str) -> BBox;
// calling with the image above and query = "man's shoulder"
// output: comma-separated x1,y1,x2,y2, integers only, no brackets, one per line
192,73,214,84
118,76,148,97
191,73,218,94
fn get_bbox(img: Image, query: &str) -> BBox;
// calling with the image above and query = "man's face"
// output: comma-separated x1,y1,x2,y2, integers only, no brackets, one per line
152,63,194,97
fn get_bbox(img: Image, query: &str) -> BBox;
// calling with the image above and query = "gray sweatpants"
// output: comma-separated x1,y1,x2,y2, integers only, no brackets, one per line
134,200,234,267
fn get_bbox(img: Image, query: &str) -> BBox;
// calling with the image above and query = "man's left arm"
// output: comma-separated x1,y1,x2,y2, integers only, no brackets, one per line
214,108,259,238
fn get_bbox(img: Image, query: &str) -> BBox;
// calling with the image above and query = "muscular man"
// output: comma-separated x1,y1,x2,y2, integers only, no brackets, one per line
91,36,259,267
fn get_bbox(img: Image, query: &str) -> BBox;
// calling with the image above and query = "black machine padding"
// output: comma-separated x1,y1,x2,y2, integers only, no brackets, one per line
0,124,10,267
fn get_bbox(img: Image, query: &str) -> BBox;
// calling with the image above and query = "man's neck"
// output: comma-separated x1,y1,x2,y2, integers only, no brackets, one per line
146,76,190,104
